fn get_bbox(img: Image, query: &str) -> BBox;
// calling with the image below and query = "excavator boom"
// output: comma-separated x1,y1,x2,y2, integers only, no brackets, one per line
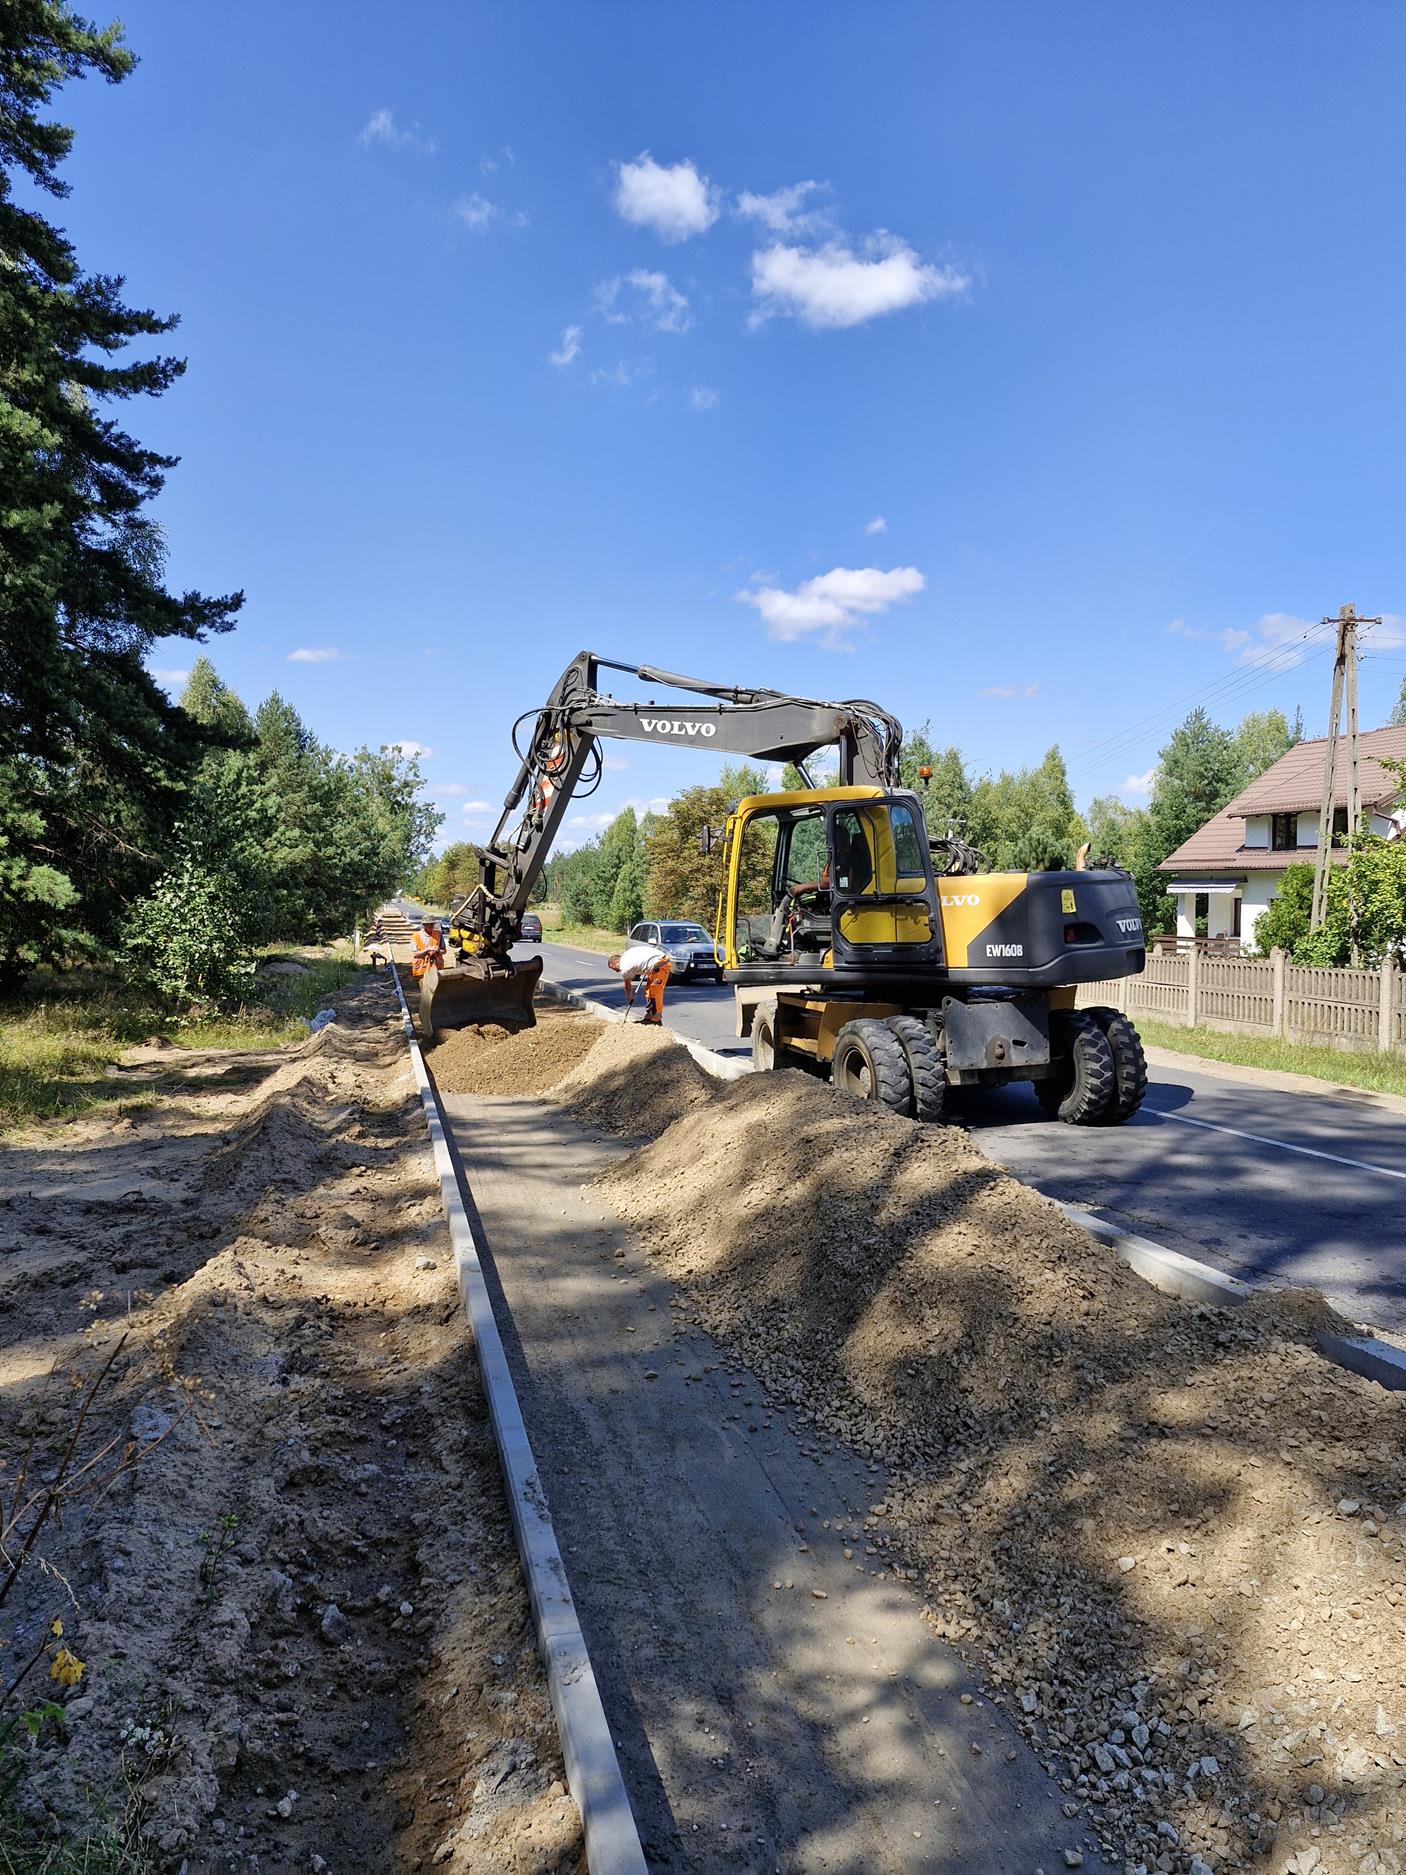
420,650,902,1033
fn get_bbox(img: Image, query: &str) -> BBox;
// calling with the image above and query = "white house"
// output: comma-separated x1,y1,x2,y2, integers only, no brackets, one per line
1157,725,1406,949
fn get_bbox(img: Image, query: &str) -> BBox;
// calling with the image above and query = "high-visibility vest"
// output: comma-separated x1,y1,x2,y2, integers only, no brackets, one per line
411,929,443,978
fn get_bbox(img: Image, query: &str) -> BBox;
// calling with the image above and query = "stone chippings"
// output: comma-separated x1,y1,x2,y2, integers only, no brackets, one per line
576,1052,1406,1875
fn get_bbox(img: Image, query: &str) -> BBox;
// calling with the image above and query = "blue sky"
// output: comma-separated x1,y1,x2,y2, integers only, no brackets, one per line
52,1,1406,849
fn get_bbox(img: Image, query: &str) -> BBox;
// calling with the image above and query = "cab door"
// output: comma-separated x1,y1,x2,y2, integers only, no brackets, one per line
828,797,944,968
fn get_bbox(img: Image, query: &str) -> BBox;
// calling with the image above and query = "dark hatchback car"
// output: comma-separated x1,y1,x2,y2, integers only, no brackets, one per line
628,920,723,982
520,912,543,942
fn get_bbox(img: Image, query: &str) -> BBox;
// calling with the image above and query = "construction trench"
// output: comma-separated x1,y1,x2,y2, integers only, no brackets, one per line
3,957,1401,1875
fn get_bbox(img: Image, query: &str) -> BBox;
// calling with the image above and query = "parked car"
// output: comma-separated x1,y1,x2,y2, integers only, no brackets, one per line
628,920,723,983
520,912,543,942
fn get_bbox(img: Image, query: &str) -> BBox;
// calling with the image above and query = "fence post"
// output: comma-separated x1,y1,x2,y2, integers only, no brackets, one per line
1186,946,1200,1029
1381,958,1395,1055
1271,948,1286,1037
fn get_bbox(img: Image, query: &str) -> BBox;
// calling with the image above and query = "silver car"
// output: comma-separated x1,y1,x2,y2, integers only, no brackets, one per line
628,920,724,983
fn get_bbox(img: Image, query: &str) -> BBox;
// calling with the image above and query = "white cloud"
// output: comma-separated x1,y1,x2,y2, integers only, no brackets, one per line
613,152,718,242
567,810,616,830
460,800,493,815
1167,616,1253,658
151,667,191,689
1121,767,1158,799
735,180,831,237
590,360,636,389
736,564,925,647
689,384,720,411
864,516,887,535
288,647,342,664
390,740,434,760
601,755,630,771
595,269,691,333
358,108,436,155
749,234,968,330
436,782,470,796
549,324,582,367
453,192,528,233
979,682,1039,700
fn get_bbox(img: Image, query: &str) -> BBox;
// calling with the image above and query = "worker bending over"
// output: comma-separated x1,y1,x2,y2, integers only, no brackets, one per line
608,940,671,1025
411,918,445,979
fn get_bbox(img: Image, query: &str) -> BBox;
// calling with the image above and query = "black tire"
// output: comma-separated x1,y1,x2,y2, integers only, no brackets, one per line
831,1019,914,1115
752,999,781,1071
886,1015,947,1122
1087,1007,1148,1123
1035,1010,1116,1125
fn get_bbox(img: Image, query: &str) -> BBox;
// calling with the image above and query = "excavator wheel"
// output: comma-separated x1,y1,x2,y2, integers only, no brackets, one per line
885,1015,946,1123
752,999,781,1071
831,1019,913,1115
1035,1010,1116,1125
1086,1007,1148,1123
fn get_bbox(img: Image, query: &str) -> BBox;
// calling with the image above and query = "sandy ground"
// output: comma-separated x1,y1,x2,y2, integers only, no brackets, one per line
0,974,581,1874
430,1010,1406,1875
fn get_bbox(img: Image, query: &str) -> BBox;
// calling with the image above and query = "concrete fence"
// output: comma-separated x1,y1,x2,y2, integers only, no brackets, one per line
1077,949,1405,1056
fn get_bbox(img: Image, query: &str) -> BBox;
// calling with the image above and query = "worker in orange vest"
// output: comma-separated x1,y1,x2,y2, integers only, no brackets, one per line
411,919,445,979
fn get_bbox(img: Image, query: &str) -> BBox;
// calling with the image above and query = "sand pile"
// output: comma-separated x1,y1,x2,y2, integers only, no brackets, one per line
551,1019,716,1140
428,1005,604,1097
598,1066,1406,1875
0,976,580,1875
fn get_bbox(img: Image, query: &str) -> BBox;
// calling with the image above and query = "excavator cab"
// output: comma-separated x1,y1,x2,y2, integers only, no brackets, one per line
723,787,945,984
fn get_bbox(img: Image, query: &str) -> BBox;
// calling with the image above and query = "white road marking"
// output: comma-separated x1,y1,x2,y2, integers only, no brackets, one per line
1158,1109,1406,1182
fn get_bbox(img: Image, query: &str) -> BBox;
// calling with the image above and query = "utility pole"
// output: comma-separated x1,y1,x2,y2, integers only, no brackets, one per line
1310,604,1380,931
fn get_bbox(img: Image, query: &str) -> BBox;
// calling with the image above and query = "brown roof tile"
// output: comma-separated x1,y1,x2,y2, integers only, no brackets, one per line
1158,726,1406,876
1223,725,1406,816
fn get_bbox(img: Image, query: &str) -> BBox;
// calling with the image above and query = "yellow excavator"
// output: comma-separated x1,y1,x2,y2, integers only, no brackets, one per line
424,651,1148,1125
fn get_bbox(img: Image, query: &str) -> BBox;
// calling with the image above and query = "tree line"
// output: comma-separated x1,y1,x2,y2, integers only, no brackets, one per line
0,11,437,998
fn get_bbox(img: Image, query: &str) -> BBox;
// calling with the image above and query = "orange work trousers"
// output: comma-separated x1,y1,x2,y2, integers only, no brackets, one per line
640,959,671,1024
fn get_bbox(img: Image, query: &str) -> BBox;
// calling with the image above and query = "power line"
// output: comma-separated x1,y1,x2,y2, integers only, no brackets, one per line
1070,618,1336,775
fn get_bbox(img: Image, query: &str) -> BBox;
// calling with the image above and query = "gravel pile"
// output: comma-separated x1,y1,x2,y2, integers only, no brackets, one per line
550,1020,715,1140
427,1006,604,1096
597,1065,1406,1875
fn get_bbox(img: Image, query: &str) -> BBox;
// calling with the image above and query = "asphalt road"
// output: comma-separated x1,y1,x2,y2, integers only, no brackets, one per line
518,935,1406,1336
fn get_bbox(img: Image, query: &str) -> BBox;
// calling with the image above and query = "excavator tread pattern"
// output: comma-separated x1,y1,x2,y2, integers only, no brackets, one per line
831,1019,913,1115
885,1015,947,1123
1036,1010,1116,1125
1086,1006,1149,1124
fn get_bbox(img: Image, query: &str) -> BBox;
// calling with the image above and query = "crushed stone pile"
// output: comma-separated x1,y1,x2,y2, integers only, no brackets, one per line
550,1019,716,1140
597,1065,1406,1875
428,1004,604,1097
0,975,580,1875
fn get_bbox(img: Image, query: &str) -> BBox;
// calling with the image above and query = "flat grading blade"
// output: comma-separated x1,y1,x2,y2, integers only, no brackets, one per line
419,955,545,1037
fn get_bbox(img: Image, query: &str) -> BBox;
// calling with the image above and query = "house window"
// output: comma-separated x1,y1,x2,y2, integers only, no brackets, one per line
1271,813,1297,851
1331,805,1349,843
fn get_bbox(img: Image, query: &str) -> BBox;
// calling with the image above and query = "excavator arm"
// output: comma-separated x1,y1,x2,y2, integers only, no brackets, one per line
421,650,902,1032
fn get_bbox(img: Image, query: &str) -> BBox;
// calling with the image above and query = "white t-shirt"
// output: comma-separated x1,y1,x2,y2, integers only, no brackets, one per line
618,943,667,978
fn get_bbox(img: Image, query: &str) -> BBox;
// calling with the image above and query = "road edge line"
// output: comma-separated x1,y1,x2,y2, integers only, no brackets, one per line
387,966,649,1875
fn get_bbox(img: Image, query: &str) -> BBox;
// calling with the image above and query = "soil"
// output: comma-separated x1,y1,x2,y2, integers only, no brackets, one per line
587,1060,1406,1875
426,1007,603,1098
0,977,581,1875
550,1020,716,1140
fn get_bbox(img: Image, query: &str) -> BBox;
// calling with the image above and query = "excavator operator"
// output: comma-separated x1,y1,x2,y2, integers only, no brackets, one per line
608,940,671,1026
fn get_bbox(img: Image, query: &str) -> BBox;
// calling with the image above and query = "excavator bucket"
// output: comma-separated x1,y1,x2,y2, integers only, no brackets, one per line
419,955,545,1038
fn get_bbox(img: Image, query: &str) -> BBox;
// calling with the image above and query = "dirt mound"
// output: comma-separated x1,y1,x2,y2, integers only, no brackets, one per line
599,1065,1406,1875
428,1005,604,1097
550,1019,716,1139
0,973,580,1874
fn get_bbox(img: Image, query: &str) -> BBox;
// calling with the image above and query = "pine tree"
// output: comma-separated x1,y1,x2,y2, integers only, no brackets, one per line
0,4,242,980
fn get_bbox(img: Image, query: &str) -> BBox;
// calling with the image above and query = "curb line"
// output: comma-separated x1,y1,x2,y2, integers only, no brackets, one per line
386,967,649,1875
538,979,1406,1394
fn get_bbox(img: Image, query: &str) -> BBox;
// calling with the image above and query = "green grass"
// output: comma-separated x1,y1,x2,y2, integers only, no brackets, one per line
0,949,364,1133
1137,1016,1406,1098
535,903,628,954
